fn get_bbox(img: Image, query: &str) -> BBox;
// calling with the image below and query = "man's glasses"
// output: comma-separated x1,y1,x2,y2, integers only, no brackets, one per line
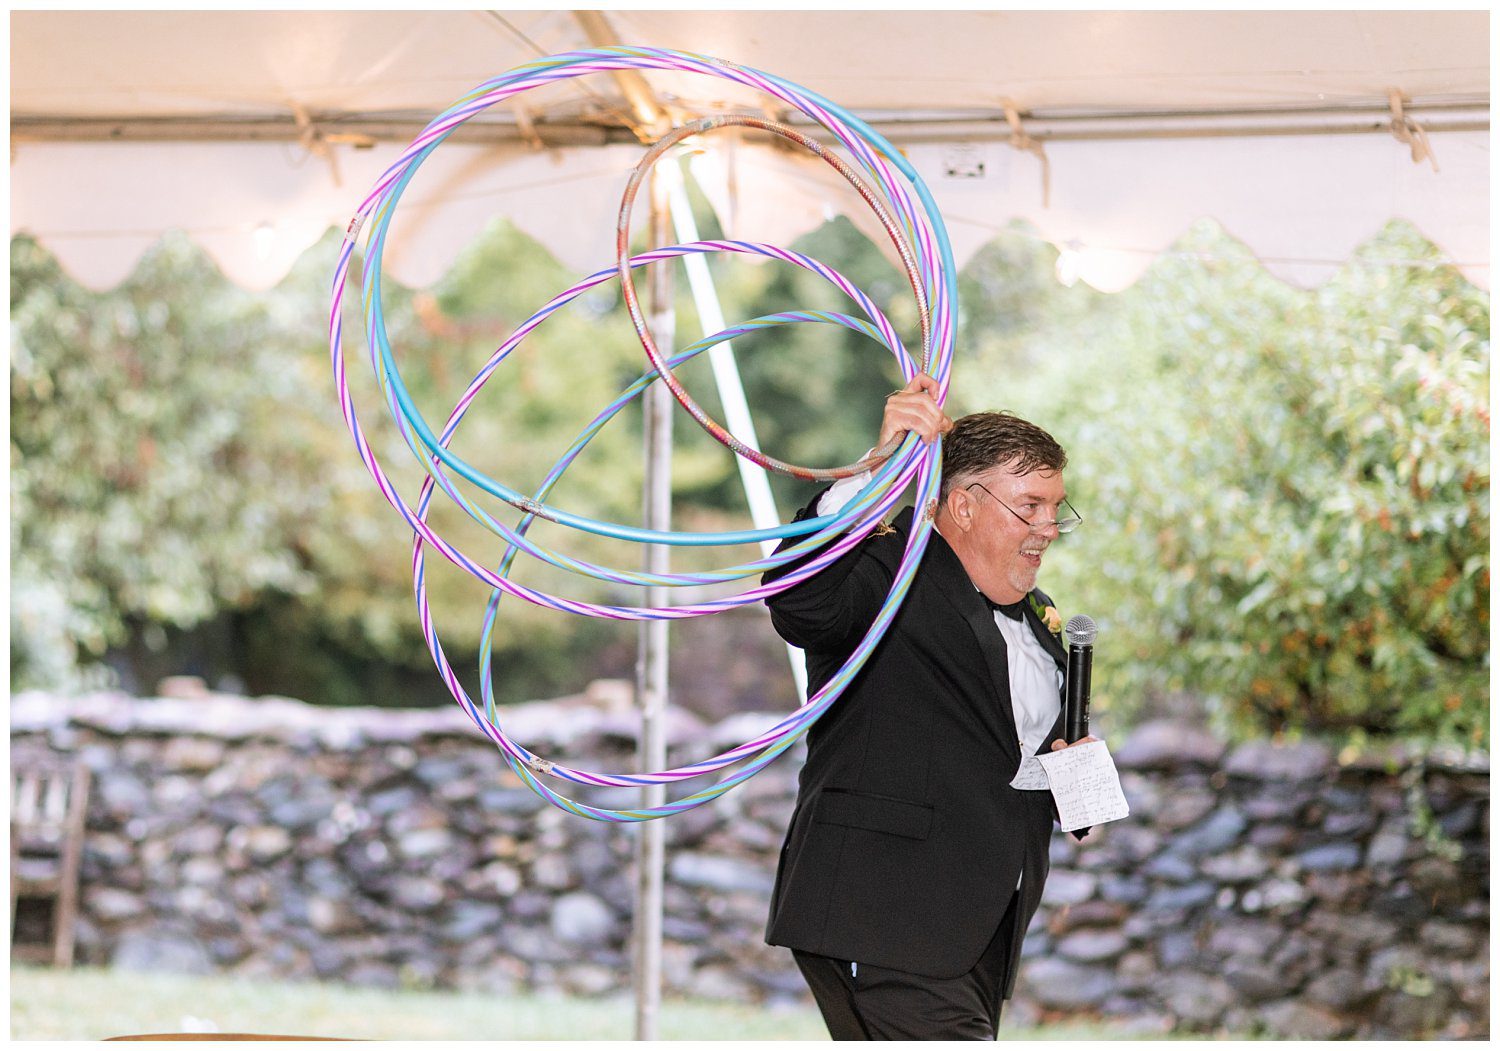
966,483,1083,534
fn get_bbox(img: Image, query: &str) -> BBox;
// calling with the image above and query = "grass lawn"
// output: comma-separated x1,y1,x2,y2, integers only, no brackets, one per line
11,964,828,1041
10,964,1171,1041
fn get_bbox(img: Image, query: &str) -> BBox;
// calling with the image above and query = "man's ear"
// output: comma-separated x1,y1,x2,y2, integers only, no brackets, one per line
945,485,974,533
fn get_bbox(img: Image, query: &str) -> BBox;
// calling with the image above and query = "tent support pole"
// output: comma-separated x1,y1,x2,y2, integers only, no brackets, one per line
632,168,672,1043
571,16,675,1035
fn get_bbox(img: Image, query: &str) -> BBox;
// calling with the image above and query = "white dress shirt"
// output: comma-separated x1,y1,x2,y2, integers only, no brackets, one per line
994,612,1064,760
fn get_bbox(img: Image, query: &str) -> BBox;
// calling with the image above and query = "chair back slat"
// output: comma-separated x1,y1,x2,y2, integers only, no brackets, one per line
13,765,79,843
43,773,71,824
14,771,41,826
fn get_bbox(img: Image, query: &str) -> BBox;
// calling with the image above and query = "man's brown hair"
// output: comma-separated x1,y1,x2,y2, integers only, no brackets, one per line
939,412,1068,503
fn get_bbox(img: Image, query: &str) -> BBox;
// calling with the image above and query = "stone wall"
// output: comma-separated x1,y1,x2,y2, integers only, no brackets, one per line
10,687,1488,1039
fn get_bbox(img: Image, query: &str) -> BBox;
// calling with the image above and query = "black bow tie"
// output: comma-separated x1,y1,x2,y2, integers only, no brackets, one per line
987,597,1028,622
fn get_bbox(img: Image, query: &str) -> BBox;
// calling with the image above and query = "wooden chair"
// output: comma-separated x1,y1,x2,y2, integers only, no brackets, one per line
11,757,91,967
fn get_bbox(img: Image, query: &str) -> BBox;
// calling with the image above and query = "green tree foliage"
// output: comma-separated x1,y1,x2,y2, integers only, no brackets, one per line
999,222,1488,747
955,222,1115,400
12,214,1488,747
11,224,672,704
12,234,324,687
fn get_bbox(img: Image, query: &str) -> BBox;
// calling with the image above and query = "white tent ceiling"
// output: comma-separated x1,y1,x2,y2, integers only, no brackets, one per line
10,9,1490,292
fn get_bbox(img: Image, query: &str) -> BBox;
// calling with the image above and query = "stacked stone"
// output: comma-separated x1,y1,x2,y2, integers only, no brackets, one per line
9,691,1488,1038
10,688,801,1003
1012,723,1488,1038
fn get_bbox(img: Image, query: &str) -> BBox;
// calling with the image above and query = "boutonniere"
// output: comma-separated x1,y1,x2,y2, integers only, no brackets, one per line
1028,593,1063,636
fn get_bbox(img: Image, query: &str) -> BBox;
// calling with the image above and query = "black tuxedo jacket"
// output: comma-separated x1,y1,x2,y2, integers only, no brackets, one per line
763,501,1070,987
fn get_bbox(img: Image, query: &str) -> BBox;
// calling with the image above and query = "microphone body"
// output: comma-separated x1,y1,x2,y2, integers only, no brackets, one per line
1063,615,1097,743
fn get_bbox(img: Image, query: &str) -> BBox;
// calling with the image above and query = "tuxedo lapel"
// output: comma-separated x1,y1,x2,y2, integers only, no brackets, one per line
961,595,1022,757
921,532,1022,765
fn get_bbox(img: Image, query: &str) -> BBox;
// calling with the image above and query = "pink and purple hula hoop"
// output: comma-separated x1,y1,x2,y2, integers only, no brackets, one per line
329,46,957,821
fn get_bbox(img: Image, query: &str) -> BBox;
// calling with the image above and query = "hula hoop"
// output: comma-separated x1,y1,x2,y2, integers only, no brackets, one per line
615,114,930,480
330,46,956,820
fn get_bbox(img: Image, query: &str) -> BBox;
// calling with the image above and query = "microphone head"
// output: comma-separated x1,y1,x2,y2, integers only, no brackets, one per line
1064,614,1098,647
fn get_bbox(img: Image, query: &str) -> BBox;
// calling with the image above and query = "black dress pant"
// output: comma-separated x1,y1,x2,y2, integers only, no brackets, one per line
791,892,1022,1041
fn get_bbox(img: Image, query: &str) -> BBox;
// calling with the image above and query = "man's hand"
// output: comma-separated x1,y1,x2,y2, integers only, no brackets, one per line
1051,735,1100,841
878,373,953,450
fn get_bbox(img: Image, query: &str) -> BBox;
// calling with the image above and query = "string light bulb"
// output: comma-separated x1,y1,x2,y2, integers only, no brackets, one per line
1055,241,1083,287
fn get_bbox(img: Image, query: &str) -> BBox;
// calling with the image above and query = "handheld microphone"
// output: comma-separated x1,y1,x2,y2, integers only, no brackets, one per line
1064,615,1097,743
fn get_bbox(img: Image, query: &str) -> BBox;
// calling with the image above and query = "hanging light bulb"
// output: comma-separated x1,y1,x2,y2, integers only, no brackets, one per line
1055,241,1083,288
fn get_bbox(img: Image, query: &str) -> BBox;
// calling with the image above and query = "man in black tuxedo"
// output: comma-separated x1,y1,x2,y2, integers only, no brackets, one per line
762,374,1092,1040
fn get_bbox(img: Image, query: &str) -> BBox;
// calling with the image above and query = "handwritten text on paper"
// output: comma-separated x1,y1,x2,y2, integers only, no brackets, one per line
1035,739,1131,832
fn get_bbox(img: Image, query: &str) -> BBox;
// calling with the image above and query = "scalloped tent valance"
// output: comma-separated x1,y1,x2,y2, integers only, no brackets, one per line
10,10,1488,292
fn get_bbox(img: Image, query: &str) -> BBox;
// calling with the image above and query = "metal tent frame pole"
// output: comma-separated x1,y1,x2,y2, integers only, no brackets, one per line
632,169,673,1042
570,16,806,1034
632,153,814,1041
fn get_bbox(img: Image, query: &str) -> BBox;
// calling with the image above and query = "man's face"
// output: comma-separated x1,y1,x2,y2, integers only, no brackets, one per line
965,463,1067,601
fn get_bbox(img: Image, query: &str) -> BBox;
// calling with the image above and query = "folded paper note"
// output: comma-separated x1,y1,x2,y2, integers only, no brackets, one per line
1035,738,1131,832
1008,753,1051,791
